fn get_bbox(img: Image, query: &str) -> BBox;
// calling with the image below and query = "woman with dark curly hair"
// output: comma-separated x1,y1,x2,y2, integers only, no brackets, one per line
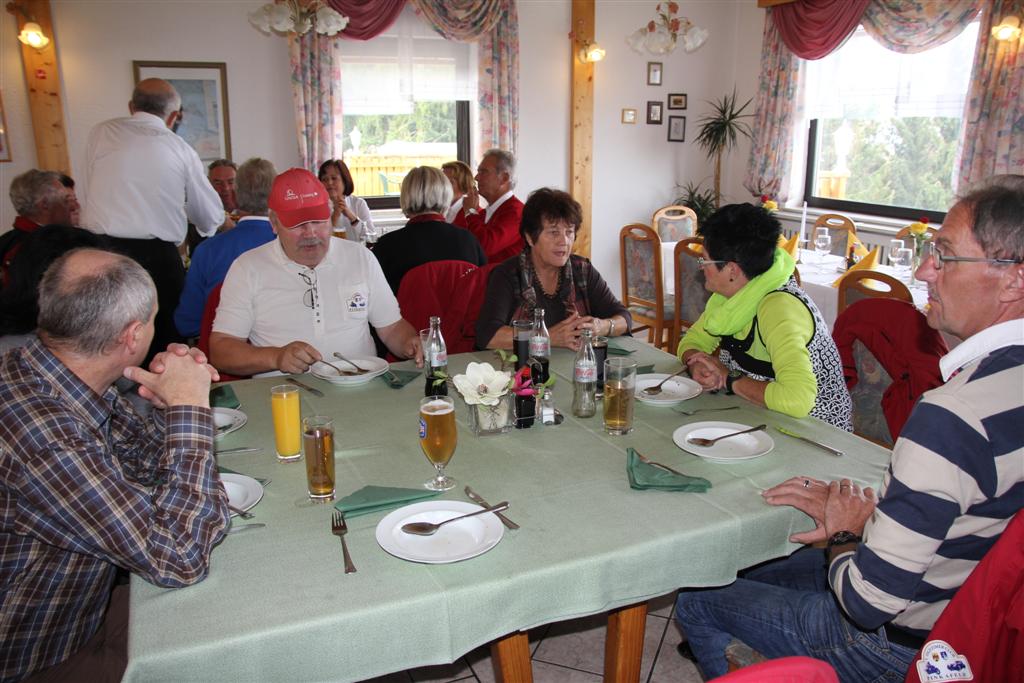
680,203,852,429
476,188,630,351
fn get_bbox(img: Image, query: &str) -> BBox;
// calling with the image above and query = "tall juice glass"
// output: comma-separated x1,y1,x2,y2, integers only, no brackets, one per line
419,395,457,491
271,385,302,461
603,358,637,435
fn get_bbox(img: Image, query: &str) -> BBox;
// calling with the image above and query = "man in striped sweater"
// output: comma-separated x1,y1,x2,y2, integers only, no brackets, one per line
674,179,1024,682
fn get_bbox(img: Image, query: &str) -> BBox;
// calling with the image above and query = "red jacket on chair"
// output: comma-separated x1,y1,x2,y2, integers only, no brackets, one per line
832,298,947,441
462,196,524,263
397,260,499,354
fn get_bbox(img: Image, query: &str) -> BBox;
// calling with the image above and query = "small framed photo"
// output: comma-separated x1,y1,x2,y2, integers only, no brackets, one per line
667,93,688,110
668,116,686,142
646,101,663,125
621,108,638,124
646,62,663,86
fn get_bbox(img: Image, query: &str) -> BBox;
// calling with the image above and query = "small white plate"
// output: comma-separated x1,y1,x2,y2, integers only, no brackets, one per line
635,374,702,405
311,357,389,386
375,500,505,564
213,408,247,439
673,421,774,463
220,473,263,516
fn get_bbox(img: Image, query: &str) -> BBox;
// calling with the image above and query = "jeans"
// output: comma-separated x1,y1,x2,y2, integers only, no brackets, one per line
674,547,917,682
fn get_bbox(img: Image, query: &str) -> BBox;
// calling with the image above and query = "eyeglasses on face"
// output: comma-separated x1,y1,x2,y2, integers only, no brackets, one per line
697,256,727,269
922,242,1023,271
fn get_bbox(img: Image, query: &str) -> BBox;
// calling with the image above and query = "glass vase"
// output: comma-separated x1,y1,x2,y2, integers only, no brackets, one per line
467,394,514,436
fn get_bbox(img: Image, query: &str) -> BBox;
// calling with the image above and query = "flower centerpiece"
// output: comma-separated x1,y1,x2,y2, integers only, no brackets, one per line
904,217,933,273
760,195,778,212
452,361,514,436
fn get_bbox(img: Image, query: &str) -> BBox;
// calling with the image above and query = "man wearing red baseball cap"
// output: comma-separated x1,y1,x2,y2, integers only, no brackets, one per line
208,168,422,375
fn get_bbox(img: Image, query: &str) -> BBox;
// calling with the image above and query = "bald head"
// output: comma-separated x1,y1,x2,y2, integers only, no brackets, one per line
38,249,157,355
130,78,181,120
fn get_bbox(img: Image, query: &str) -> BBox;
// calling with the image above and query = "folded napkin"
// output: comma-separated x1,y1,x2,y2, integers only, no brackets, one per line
626,448,712,492
832,246,881,287
379,368,421,389
777,234,799,258
607,340,635,355
636,363,656,375
335,485,441,518
210,385,240,409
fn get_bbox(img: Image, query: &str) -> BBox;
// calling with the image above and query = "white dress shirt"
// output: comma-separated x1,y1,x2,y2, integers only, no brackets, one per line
484,190,514,224
445,196,464,224
330,195,375,242
81,112,223,244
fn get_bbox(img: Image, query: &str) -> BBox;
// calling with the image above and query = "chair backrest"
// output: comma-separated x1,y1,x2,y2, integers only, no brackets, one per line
396,260,492,354
673,237,709,330
848,339,895,446
713,656,839,682
652,205,697,242
619,223,663,312
198,282,246,382
837,270,913,315
813,213,857,257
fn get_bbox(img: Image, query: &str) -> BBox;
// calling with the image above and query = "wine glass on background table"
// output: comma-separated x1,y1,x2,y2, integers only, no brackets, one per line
893,247,914,282
888,239,905,266
419,395,458,491
814,228,832,266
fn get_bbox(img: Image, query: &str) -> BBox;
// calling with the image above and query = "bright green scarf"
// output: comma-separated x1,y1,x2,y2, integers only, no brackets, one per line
702,248,796,337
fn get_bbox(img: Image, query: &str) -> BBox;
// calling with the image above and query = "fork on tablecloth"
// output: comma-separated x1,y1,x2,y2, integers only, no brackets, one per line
331,511,357,574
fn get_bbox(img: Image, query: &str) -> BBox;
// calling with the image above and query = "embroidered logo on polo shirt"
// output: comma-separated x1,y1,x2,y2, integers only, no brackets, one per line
915,640,973,681
347,291,368,311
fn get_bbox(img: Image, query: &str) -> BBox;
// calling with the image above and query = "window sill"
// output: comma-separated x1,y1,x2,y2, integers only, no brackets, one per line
775,206,916,237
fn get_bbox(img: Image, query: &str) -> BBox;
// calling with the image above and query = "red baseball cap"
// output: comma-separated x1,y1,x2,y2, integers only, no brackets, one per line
268,168,331,228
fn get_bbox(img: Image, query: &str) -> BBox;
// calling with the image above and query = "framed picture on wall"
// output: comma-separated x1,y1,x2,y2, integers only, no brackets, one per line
133,60,231,163
646,101,663,125
646,62,663,86
668,116,686,142
621,108,638,124
667,93,687,110
0,92,10,162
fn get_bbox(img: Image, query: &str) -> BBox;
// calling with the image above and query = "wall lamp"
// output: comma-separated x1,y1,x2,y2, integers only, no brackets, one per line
992,16,1021,42
571,20,605,64
6,3,50,49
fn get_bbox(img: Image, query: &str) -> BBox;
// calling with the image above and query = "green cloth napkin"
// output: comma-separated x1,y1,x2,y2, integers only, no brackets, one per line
636,364,656,375
335,485,441,518
626,448,711,492
210,385,241,409
606,340,635,356
379,368,421,389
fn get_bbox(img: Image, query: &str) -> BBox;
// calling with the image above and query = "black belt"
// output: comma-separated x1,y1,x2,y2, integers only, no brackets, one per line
884,623,926,651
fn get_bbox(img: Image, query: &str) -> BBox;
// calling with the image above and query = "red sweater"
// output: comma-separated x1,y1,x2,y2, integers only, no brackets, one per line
462,196,524,263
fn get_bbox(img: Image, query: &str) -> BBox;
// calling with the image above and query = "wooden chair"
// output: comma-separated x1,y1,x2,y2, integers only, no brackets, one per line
836,270,912,316
812,213,857,257
620,223,673,350
671,237,709,351
652,205,697,243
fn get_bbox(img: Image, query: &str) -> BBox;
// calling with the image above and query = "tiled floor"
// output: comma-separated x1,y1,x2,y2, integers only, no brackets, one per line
360,592,703,683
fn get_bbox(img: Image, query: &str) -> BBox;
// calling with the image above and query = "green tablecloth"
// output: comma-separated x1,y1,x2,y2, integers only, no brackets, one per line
124,339,889,682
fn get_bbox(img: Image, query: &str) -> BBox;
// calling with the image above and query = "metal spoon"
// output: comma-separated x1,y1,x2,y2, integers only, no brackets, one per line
332,352,370,374
686,423,767,447
318,358,359,376
673,406,739,417
401,502,509,536
642,368,689,396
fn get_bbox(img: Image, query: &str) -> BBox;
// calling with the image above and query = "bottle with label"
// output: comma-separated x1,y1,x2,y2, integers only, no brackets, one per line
572,329,597,418
529,308,551,383
424,316,448,397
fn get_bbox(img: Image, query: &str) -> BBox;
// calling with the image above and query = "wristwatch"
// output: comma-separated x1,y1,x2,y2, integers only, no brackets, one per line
827,530,862,548
724,370,743,395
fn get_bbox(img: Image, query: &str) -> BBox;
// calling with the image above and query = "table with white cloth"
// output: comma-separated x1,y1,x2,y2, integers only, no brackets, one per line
662,241,678,296
797,249,929,330
124,337,891,682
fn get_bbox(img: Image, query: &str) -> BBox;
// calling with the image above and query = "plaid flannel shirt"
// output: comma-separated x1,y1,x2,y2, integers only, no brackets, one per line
0,339,229,681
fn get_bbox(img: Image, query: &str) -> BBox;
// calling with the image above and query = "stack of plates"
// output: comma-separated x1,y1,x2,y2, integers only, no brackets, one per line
634,374,702,406
672,421,774,463
311,357,389,386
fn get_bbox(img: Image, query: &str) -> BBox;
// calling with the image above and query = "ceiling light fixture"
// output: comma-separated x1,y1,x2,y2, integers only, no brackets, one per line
248,0,349,37
627,2,707,56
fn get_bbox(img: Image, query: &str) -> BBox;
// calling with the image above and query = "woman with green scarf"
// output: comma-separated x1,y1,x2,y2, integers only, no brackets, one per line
679,204,852,430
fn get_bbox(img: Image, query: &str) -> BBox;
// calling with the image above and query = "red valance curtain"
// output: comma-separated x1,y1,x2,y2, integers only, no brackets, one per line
773,0,871,60
326,0,407,40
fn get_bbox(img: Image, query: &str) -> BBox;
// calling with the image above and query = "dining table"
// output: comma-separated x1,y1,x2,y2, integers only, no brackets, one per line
124,337,891,682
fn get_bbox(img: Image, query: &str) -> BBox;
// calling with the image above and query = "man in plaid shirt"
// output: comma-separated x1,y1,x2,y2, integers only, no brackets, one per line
0,248,229,682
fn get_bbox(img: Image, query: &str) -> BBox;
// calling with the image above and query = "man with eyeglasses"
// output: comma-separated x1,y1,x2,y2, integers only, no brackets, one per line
675,179,1024,681
208,168,422,376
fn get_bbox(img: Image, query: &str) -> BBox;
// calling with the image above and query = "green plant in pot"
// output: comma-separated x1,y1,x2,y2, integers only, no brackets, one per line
694,90,752,208
674,181,717,227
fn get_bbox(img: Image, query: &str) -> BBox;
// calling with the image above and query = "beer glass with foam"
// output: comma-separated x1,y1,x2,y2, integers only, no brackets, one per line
419,395,457,491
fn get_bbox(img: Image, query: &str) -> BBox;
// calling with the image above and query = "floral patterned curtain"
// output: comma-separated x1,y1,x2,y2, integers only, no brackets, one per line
289,31,342,169
956,0,1024,189
743,10,803,201
412,0,520,156
861,0,980,53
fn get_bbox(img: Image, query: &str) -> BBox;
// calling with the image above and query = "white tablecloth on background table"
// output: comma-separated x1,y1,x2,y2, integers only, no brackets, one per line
662,241,677,297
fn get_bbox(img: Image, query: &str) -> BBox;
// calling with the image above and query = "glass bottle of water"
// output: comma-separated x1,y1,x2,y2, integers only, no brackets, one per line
572,329,597,417
424,316,448,397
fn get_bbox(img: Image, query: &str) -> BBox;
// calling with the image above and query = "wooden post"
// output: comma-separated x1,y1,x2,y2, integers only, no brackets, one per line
7,0,69,173
604,602,647,683
570,0,595,258
491,631,534,683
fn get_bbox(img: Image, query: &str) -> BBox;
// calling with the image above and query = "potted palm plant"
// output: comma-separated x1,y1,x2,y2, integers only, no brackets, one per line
694,90,752,208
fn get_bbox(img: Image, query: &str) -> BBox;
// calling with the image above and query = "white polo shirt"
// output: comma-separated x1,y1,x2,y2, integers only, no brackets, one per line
213,237,402,365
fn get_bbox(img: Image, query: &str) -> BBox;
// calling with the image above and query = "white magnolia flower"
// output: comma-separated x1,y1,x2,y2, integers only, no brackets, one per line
453,362,511,406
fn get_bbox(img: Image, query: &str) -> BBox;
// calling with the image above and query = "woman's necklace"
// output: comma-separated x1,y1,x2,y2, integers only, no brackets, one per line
535,268,563,299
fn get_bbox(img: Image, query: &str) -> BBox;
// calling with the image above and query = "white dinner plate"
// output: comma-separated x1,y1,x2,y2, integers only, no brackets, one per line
375,500,505,564
310,357,389,386
635,374,702,405
220,473,264,516
673,421,774,463
213,408,247,439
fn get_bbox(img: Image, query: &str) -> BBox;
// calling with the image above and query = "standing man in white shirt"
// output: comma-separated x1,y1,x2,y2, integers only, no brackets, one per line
82,78,223,361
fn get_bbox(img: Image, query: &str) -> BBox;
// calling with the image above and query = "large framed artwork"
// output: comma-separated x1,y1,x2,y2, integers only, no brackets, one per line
132,61,231,163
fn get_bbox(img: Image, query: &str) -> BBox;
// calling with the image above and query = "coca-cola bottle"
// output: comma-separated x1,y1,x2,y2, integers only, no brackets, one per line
423,316,448,397
572,329,597,417
529,308,551,383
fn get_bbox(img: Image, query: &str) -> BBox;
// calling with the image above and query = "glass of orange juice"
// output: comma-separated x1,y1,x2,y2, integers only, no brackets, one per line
271,385,302,461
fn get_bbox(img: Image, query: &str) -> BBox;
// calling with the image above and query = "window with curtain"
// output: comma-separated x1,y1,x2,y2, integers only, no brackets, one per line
335,6,477,205
800,21,979,219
